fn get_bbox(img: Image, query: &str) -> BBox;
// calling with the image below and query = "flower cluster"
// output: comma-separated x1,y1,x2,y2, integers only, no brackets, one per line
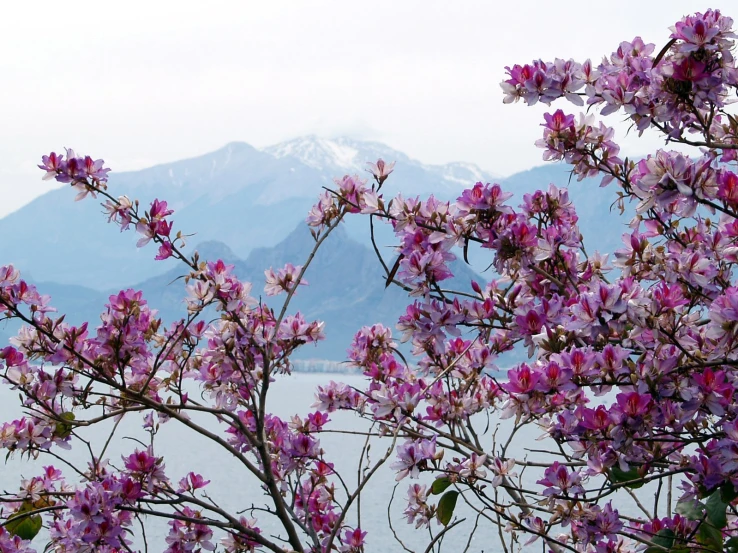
502,10,738,142
38,149,110,199
309,10,738,552
0,148,349,552
2,9,738,553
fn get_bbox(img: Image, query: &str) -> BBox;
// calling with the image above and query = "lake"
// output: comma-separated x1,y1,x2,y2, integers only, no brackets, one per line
0,373,657,552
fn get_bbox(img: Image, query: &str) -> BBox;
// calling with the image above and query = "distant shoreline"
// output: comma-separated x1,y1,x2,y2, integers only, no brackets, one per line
291,360,507,377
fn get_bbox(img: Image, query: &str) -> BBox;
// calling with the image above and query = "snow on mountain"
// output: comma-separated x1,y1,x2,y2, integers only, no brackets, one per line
264,135,413,178
263,136,498,191
0,136,510,290
441,161,500,184
265,135,365,173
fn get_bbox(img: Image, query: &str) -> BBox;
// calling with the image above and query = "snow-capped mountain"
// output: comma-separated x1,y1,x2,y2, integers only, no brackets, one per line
265,136,387,174
0,136,617,291
264,136,499,196
0,137,502,289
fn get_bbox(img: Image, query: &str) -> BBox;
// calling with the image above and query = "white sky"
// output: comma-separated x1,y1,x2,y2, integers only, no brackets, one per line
0,0,719,217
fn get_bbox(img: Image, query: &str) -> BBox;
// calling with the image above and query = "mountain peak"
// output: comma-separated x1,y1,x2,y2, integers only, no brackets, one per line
263,135,407,175
195,240,241,263
262,135,502,190
264,136,362,173
220,141,260,156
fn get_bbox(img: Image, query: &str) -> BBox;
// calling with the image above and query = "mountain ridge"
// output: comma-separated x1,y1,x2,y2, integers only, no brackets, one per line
0,224,481,361
0,136,626,291
0,136,503,289
0,137,637,361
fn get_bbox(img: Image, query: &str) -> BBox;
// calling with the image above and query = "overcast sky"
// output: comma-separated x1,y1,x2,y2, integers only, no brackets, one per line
0,0,718,217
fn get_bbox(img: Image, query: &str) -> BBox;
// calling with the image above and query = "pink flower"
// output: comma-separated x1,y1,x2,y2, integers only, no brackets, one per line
82,155,111,183
155,241,174,260
537,462,584,496
459,453,488,479
502,364,542,395
340,527,367,552
177,472,211,493
391,438,442,480
542,109,576,132
38,151,65,180
366,158,395,186
264,263,306,296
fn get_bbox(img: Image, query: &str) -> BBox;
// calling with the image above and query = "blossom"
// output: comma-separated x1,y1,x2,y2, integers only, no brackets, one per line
177,472,211,493
403,484,432,528
155,241,174,260
366,158,395,185
489,457,517,488
11,11,738,553
459,452,487,479
390,438,442,480
264,263,306,296
340,527,367,553
537,462,585,497
38,151,65,180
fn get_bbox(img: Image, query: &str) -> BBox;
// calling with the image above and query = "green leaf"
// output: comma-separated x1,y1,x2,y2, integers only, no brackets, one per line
706,490,728,529
697,519,723,552
644,528,683,553
675,498,705,521
651,528,675,549
436,490,459,526
53,411,75,439
6,503,42,540
609,466,644,489
431,477,453,495
721,482,738,504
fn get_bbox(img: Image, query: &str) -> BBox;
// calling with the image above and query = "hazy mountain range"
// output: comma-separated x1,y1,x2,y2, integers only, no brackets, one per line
0,136,632,360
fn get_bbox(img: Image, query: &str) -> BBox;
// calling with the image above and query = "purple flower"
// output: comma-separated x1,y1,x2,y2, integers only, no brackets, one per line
366,158,395,185
537,462,584,496
38,151,65,180
391,438,442,480
264,262,306,296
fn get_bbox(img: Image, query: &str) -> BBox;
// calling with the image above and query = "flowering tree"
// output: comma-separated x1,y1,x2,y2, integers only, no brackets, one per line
2,8,738,553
